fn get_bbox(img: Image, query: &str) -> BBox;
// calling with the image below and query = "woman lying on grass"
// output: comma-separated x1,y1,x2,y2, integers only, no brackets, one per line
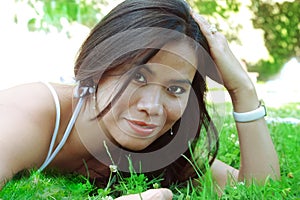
0,0,280,199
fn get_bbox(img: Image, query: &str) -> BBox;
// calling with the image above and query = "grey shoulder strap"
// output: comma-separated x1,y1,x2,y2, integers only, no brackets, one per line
38,82,61,171
38,82,88,172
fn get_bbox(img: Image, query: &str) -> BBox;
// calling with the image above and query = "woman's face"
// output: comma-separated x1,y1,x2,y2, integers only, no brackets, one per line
98,40,197,151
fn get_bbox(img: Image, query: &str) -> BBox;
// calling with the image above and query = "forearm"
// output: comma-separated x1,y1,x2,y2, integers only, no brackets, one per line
231,87,280,182
236,119,280,181
191,10,280,186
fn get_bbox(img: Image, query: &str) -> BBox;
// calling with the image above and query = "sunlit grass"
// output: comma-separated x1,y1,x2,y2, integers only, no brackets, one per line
0,103,299,199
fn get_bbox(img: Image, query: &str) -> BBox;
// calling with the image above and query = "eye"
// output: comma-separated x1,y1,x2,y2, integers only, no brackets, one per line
167,86,186,95
133,72,147,83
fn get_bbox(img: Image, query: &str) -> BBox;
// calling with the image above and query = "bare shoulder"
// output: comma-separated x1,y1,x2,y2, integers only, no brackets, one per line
0,82,55,174
0,82,54,111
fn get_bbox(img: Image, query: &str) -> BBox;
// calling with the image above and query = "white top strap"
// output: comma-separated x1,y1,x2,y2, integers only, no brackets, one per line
38,82,88,172
39,82,61,171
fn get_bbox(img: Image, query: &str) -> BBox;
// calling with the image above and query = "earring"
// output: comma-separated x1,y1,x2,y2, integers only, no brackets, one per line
89,85,97,110
170,127,174,136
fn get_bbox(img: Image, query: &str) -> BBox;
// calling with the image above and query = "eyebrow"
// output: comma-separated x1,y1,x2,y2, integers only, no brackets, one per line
169,79,192,85
140,64,192,85
140,64,155,75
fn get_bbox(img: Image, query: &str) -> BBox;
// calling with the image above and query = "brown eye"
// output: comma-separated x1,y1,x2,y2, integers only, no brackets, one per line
167,86,186,95
133,72,147,83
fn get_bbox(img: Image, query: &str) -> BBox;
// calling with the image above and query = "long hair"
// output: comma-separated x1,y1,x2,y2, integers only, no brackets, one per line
74,0,219,187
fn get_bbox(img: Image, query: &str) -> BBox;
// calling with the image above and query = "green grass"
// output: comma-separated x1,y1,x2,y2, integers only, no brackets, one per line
1,103,299,199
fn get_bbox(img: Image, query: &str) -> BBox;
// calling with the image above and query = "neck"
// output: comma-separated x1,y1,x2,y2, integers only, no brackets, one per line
52,84,120,170
48,83,93,169
73,105,118,165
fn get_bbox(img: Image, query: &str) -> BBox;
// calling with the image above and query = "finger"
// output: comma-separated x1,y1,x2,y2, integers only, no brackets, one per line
115,188,173,200
191,11,220,41
190,11,224,84
142,188,173,200
160,188,173,199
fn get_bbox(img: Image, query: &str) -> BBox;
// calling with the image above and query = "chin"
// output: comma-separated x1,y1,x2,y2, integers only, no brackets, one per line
120,140,150,152
125,144,147,151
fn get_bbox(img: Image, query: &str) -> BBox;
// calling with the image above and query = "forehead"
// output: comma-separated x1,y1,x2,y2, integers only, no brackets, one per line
147,40,197,79
161,39,197,66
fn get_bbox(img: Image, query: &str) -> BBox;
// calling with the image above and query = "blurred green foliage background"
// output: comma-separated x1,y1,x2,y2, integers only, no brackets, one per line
250,0,299,80
14,0,300,81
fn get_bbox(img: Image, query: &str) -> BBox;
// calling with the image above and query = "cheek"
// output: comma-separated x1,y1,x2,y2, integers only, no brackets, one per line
165,96,189,122
107,88,140,127
109,99,129,121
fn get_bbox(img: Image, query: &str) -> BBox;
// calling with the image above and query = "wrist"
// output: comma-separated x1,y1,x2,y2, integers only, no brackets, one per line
233,100,267,122
229,84,260,113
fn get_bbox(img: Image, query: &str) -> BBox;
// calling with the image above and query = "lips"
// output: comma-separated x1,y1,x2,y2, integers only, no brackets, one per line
126,119,157,136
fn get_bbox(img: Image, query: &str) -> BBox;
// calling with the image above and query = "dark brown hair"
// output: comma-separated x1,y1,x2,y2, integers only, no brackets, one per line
74,0,219,187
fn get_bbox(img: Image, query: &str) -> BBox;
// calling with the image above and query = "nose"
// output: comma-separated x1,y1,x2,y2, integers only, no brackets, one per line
136,84,164,116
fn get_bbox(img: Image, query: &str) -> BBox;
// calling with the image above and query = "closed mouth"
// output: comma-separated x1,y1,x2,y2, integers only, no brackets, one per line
129,119,157,128
126,119,158,136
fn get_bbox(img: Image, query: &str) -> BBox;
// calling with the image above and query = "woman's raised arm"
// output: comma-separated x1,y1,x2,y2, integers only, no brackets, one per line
191,12,280,188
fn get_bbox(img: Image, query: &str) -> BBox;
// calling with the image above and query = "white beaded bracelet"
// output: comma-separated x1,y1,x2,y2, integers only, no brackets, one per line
233,101,267,122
